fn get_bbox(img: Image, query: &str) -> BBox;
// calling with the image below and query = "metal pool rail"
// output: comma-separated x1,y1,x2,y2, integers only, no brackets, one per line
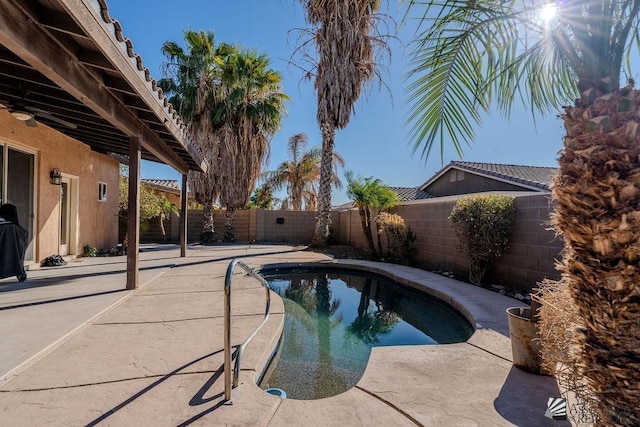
223,259,271,401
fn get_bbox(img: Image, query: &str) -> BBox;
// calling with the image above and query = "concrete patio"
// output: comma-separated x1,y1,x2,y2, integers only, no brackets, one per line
0,244,567,426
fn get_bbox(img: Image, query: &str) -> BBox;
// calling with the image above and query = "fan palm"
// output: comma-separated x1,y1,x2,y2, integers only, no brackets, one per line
198,48,288,242
405,1,640,422
300,0,386,246
265,133,344,211
159,30,222,243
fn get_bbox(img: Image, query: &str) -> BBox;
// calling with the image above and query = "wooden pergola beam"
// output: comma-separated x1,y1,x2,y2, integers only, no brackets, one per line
0,0,191,174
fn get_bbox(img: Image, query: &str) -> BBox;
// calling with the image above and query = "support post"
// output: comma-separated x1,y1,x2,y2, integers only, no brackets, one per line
126,136,141,290
224,272,232,401
180,173,188,257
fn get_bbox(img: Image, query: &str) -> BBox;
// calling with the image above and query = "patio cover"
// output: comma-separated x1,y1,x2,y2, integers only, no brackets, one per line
0,0,205,288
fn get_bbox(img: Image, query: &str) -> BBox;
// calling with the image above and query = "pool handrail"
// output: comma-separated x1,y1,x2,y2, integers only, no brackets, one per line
223,258,271,401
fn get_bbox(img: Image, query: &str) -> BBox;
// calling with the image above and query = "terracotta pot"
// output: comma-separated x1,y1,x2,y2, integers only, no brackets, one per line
506,307,545,375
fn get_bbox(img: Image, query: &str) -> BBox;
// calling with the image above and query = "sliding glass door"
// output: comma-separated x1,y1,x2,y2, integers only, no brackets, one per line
4,147,35,262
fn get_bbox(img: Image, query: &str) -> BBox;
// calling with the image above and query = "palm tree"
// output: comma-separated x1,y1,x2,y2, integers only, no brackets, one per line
405,1,640,422
265,133,344,211
198,48,288,242
345,170,400,257
300,0,387,246
159,30,222,243
247,183,278,209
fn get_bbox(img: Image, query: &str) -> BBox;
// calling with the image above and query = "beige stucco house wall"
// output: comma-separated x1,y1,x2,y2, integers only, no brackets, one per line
0,110,119,264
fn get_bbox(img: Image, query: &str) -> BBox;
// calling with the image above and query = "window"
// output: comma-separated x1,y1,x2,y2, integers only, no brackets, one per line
98,182,107,202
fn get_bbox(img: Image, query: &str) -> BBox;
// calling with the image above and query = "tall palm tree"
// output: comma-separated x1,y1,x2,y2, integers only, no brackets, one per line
198,48,288,242
159,30,222,243
265,133,344,211
300,0,386,246
405,1,640,422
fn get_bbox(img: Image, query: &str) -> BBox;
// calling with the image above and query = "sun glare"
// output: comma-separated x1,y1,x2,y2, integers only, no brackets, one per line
540,3,557,22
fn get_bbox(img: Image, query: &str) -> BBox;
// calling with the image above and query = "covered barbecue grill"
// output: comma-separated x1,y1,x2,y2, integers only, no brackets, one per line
0,204,28,282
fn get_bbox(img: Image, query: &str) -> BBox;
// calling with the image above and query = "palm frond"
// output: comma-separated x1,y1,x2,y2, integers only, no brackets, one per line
405,0,640,161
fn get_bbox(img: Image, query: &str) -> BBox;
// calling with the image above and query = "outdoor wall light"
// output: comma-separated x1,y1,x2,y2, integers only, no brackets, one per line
50,168,62,185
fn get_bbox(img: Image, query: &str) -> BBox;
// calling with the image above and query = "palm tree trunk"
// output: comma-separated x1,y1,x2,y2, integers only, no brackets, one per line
553,89,640,424
374,211,383,258
223,207,236,243
201,198,217,244
159,213,167,242
311,121,335,247
292,185,302,211
358,206,377,256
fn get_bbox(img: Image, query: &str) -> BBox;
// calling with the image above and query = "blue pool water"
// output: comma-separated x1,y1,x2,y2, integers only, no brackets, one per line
259,267,474,400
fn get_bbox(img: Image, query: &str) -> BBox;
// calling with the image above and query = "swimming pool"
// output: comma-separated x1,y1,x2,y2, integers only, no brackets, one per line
258,267,474,400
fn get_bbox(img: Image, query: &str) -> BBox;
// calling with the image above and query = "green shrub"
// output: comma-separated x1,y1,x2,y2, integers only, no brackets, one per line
375,212,416,265
83,244,98,257
449,194,516,285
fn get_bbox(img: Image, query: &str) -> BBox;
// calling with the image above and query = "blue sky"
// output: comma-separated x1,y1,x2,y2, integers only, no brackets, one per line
106,0,565,205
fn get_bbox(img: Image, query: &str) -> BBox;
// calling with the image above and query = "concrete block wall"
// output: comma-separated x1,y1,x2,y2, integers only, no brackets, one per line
184,209,330,244
337,192,562,293
338,209,369,250
255,210,337,244
136,194,560,293
183,209,255,242
492,195,563,289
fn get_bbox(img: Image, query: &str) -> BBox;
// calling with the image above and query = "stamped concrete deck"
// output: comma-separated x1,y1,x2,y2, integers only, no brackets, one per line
0,244,566,426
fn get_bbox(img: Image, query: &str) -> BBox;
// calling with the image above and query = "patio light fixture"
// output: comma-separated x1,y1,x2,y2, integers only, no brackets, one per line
50,168,62,185
10,109,33,121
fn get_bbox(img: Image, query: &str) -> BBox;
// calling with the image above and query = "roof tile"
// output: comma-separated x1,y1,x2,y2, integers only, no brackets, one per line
450,161,558,190
390,187,433,202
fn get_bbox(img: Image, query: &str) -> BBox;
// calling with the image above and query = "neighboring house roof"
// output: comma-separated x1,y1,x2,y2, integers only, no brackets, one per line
141,179,180,195
420,161,558,192
333,186,432,210
333,201,355,210
389,187,433,202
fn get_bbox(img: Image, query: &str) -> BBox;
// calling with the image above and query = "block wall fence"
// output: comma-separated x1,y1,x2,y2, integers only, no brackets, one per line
135,192,562,293
338,192,562,292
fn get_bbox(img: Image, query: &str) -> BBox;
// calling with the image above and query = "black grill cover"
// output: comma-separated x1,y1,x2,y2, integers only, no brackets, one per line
0,204,28,281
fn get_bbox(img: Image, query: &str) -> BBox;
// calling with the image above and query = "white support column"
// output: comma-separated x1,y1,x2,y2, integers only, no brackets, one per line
126,136,141,290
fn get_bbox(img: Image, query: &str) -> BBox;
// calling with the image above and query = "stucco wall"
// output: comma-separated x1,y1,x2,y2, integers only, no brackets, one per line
0,111,119,261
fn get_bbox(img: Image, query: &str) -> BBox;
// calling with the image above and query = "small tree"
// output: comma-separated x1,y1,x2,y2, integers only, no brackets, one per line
449,194,516,285
118,166,178,244
345,171,401,257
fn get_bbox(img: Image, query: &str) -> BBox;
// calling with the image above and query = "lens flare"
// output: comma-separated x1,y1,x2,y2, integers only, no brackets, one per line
540,3,557,22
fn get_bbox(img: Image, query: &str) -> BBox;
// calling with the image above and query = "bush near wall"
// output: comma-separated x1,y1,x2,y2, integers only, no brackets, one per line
449,194,516,285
